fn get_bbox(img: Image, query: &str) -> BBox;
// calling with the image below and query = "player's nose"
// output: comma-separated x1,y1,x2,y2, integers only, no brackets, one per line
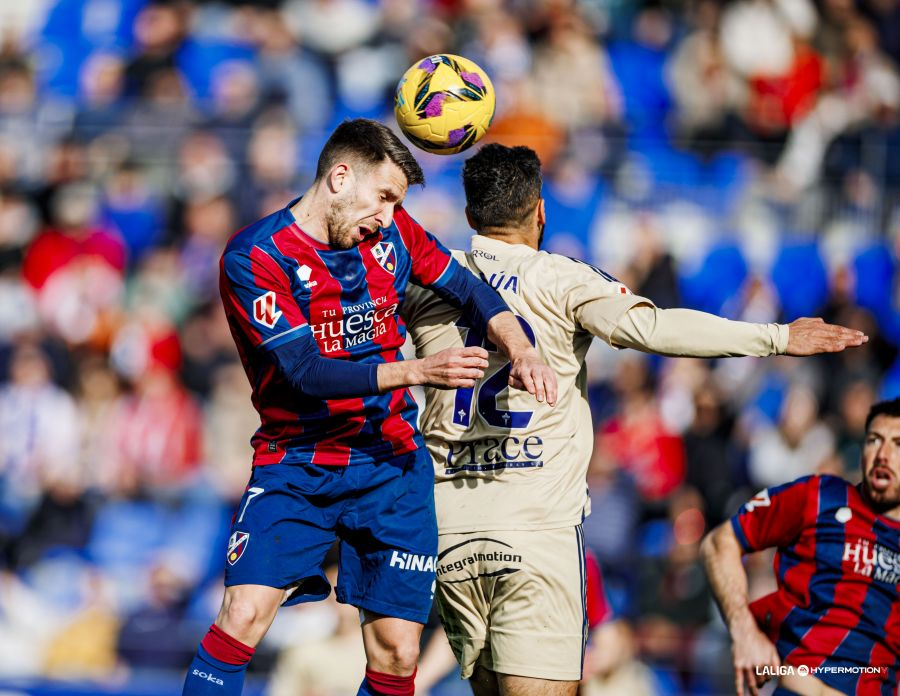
376,203,395,229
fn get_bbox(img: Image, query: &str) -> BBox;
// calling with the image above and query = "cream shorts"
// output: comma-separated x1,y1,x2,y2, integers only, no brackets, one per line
434,526,588,681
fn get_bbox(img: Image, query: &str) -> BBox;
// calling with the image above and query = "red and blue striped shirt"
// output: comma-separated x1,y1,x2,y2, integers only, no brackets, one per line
220,199,498,467
732,474,900,695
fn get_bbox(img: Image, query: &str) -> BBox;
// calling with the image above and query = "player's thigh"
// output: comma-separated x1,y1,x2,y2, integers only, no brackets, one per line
336,450,438,624
437,527,589,682
470,665,500,696
224,464,344,605
498,674,579,696
433,545,491,681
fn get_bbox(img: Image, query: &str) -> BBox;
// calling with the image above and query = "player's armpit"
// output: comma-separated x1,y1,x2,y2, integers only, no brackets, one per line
610,306,787,357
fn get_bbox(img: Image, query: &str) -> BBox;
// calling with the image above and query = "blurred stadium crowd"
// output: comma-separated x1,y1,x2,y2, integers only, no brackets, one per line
0,0,899,694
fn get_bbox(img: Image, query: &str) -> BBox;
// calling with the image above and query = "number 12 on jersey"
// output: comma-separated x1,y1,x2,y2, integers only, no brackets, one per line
453,316,536,429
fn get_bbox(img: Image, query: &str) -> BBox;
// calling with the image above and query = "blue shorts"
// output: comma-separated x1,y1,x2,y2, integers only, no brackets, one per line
224,448,437,624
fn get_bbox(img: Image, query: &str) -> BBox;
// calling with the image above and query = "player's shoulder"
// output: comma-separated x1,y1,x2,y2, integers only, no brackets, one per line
390,205,419,238
758,474,851,511
223,207,295,265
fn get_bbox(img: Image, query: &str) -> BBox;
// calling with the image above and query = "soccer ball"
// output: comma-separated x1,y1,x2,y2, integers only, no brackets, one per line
394,54,495,156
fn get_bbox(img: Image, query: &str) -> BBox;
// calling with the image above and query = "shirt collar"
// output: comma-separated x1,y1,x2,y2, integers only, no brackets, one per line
469,234,538,257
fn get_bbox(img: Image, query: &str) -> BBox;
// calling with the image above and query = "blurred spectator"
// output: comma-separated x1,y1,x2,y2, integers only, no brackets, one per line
775,16,900,193
202,361,258,502
107,320,203,493
74,51,128,142
0,342,79,535
668,0,743,154
22,182,125,346
179,194,236,302
594,355,686,508
635,487,710,689
529,10,622,133
101,160,165,263
680,381,743,526
117,561,196,669
246,8,331,132
748,382,835,487
124,3,186,99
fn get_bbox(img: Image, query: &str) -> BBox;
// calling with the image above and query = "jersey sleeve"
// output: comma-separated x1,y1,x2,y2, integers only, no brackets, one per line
220,246,310,351
611,306,787,357
557,257,652,343
730,476,816,552
394,206,454,287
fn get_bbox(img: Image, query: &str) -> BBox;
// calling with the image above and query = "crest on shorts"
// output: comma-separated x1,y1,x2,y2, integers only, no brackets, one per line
371,242,397,274
227,531,250,565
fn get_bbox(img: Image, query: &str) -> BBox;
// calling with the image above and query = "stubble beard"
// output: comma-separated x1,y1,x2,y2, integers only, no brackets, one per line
862,472,900,513
325,194,357,250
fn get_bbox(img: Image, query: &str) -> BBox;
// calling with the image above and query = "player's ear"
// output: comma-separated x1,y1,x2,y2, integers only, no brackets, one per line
328,162,351,193
465,206,476,231
536,199,546,226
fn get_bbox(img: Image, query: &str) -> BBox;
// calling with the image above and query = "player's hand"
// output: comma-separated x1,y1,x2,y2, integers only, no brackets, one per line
507,348,557,406
785,317,867,356
731,621,780,696
418,347,489,389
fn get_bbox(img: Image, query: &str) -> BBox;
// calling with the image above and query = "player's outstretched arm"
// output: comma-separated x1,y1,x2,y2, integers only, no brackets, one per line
377,346,489,391
700,523,781,696
784,317,868,355
609,305,866,358
487,311,558,406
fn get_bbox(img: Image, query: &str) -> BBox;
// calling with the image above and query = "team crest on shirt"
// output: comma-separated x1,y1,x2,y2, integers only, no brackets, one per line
227,531,250,565
253,291,282,328
371,242,397,274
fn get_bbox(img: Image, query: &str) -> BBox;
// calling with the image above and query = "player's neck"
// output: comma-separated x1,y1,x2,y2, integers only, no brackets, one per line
478,228,538,250
289,187,329,244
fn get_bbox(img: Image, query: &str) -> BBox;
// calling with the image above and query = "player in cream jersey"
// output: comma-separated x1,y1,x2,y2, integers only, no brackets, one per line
403,144,867,696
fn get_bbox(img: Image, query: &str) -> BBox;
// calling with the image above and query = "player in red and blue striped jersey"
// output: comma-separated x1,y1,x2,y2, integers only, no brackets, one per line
702,398,900,696
182,119,556,696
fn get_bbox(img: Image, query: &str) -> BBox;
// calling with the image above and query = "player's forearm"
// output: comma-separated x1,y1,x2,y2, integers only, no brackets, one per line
700,523,756,634
376,359,424,391
611,305,789,357
487,310,537,361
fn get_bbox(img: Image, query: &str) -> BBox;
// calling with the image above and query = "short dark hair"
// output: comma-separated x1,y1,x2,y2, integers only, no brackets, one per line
462,143,542,230
315,119,424,186
865,397,900,432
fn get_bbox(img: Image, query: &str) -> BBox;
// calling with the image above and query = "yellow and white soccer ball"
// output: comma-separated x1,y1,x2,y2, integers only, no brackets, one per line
394,54,495,156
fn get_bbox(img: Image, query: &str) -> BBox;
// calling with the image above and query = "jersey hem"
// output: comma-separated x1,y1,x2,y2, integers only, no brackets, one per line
335,593,430,625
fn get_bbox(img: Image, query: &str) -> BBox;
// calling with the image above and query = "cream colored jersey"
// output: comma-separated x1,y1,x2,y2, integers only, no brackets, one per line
404,234,649,533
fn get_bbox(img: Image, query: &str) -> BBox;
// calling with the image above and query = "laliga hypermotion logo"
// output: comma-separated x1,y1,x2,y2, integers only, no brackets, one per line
253,291,282,328
371,242,397,274
227,531,250,565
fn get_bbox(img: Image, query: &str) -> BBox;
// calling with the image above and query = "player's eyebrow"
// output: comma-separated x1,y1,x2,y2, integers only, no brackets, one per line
866,429,900,444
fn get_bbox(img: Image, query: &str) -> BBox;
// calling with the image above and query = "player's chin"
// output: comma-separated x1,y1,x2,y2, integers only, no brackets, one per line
865,481,900,508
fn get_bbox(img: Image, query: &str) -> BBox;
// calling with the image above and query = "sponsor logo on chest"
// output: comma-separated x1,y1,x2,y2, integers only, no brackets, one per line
842,536,900,584
310,295,398,353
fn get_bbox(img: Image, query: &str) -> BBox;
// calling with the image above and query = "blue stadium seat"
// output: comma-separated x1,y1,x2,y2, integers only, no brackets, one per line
679,242,748,315
770,238,829,321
